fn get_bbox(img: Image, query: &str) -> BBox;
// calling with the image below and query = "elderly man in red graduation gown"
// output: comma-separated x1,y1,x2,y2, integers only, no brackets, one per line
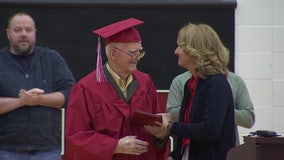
63,18,166,160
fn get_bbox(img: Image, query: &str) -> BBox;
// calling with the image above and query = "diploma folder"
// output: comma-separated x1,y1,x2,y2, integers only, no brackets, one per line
131,110,162,126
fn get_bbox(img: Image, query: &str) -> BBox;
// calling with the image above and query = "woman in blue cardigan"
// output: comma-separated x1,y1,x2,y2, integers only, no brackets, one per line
145,22,235,160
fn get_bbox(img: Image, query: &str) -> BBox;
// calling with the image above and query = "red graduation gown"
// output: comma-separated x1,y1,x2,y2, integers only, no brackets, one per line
63,70,165,160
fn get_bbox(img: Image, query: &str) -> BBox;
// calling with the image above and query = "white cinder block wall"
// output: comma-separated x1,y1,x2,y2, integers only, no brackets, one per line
235,0,284,142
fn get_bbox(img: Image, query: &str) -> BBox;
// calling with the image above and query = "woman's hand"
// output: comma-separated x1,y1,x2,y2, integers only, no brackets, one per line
144,113,172,139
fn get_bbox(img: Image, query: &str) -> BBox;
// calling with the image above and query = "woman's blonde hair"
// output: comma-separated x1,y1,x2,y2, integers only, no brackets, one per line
177,23,229,79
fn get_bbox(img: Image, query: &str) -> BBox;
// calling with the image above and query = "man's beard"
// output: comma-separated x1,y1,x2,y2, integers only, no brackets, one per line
14,44,33,56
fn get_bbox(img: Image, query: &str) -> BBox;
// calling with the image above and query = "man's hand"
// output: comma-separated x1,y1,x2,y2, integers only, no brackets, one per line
167,156,174,160
18,88,45,106
114,136,149,155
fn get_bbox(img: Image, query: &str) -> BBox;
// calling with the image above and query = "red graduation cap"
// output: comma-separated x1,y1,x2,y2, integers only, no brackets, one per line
93,18,144,45
93,18,144,82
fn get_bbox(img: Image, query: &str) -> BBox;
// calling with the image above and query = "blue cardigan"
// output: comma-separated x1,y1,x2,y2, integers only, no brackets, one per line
0,46,75,151
169,74,235,160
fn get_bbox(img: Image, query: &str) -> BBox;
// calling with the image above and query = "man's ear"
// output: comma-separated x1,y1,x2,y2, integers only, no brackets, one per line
6,29,11,40
109,47,117,60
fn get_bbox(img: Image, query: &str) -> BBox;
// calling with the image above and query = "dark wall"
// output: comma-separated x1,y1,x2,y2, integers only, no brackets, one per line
0,1,236,89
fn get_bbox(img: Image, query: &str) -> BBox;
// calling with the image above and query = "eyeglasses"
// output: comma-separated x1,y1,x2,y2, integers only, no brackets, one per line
112,46,145,59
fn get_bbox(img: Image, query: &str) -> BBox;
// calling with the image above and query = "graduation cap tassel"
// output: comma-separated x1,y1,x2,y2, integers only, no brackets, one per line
96,37,106,82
